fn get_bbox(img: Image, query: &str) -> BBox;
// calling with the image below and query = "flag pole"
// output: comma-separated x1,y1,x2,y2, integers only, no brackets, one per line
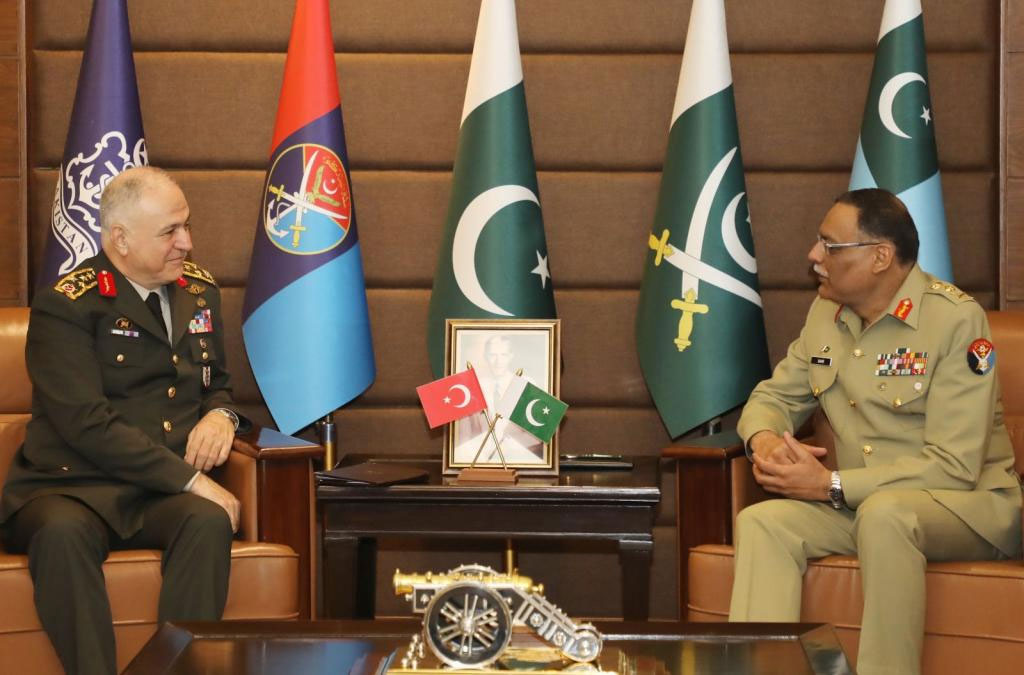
318,412,337,469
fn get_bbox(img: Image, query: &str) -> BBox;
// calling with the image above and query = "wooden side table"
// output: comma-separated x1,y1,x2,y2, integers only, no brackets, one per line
317,456,661,620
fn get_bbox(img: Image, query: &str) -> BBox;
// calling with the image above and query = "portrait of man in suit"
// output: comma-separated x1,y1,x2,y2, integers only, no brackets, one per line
451,330,552,467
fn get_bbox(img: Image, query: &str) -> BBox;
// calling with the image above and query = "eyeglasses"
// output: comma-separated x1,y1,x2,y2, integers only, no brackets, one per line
816,234,880,256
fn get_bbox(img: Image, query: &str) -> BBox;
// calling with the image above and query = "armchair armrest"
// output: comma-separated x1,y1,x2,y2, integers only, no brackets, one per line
661,429,771,613
221,425,323,619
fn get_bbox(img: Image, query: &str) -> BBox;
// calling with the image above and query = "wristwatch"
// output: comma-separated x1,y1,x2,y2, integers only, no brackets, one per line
212,407,240,431
828,470,846,510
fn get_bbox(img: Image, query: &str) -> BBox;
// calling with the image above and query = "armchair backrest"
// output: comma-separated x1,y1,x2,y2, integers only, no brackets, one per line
0,306,31,489
987,310,1024,478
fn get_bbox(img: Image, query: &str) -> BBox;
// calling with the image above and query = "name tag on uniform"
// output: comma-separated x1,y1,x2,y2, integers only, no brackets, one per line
810,356,832,366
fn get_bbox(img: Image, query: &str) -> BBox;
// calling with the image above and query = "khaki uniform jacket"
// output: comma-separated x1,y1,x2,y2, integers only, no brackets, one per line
1,251,235,539
738,265,1023,557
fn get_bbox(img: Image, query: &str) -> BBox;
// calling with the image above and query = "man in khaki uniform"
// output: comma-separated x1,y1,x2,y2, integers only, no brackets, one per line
730,188,1022,675
1,167,243,675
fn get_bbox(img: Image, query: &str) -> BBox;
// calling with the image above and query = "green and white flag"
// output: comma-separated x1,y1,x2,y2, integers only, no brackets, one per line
850,0,952,281
498,377,567,443
636,0,770,439
427,0,556,377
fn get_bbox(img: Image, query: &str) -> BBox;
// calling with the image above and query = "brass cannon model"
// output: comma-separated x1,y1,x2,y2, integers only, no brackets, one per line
394,564,604,670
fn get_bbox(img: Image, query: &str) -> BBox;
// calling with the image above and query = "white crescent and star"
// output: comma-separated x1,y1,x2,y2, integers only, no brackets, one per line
524,399,545,427
451,185,540,316
878,72,927,139
448,384,472,408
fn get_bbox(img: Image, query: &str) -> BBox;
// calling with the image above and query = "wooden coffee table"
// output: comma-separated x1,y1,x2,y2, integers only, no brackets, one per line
125,619,853,674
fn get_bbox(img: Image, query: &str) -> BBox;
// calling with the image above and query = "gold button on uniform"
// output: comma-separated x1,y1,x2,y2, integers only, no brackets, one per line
162,420,172,432
878,382,887,391
848,399,856,407
172,354,179,365
893,398,903,408
914,382,923,391
167,386,176,399
199,338,208,349
813,387,821,397
201,351,209,360
853,348,863,357
862,444,873,455
116,354,125,363
197,298,207,308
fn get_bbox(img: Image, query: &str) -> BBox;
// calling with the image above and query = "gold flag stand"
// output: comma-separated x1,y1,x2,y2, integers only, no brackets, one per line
317,412,338,469
457,362,517,483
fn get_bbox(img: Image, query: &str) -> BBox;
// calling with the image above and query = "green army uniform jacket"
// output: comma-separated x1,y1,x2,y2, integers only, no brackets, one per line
0,251,236,539
737,264,1023,557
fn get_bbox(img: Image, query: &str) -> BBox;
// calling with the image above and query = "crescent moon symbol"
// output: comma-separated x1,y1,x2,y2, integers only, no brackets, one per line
878,72,926,139
452,185,540,316
448,384,472,408
720,192,757,274
524,399,544,427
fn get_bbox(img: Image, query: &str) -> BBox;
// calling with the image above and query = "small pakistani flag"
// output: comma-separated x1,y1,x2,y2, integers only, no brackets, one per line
426,0,557,377
498,378,568,443
636,0,770,439
850,0,952,281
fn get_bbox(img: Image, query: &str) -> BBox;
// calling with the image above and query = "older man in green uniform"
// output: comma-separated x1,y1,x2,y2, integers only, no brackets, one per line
0,167,243,675
729,189,1022,675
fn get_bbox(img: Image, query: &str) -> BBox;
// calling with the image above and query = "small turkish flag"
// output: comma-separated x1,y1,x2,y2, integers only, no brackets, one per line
416,369,487,428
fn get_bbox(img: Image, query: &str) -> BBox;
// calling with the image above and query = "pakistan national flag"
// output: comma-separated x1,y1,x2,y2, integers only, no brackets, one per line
427,0,556,377
850,0,952,281
636,0,770,439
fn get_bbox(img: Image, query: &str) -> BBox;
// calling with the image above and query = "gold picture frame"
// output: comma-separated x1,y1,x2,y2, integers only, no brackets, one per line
443,318,561,476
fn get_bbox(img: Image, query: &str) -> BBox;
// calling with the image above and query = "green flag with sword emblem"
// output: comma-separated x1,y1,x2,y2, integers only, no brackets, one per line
636,0,770,439
427,0,556,377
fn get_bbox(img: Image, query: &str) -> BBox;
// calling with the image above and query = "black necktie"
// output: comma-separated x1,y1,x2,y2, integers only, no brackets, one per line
145,292,164,331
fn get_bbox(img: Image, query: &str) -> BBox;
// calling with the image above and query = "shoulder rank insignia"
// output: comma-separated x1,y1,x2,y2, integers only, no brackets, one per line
181,261,217,286
967,338,995,375
185,282,206,295
928,280,971,303
53,268,97,300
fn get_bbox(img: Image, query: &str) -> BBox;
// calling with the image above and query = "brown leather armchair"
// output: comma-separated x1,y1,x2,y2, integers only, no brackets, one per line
0,307,319,673
664,309,1024,674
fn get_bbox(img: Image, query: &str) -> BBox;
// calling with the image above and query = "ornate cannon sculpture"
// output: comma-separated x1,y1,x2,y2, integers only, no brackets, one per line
394,564,604,670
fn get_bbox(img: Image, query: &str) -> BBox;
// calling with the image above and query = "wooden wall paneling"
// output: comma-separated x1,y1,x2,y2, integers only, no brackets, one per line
0,0,24,305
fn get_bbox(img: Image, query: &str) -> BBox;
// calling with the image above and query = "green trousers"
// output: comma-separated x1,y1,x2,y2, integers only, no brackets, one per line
728,490,1002,675
5,493,232,675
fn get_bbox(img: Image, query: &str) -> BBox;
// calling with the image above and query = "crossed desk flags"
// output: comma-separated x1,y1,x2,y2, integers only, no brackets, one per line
417,370,567,444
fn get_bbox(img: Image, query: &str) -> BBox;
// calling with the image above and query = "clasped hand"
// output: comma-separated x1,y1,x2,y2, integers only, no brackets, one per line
750,431,832,501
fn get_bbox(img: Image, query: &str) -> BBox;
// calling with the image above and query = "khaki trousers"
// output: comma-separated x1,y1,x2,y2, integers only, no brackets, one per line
728,490,1001,675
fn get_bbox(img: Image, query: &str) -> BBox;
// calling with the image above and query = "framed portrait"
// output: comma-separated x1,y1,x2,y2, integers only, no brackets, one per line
443,318,561,476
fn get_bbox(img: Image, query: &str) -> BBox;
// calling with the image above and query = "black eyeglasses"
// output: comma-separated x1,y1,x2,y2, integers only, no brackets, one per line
816,235,880,256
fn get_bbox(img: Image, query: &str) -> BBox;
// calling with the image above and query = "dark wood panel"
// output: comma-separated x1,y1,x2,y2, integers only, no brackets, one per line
29,0,996,54
0,57,18,176
30,52,997,172
1007,53,1024,177
1004,179,1024,301
0,177,21,303
1009,0,1024,53
0,0,17,56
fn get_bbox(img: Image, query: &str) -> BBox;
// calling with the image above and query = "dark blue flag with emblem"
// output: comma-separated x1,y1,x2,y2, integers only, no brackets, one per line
40,0,147,286
850,0,952,281
242,0,375,435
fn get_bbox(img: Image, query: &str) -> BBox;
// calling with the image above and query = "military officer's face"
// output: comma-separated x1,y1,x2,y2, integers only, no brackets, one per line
120,182,193,288
808,202,880,306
